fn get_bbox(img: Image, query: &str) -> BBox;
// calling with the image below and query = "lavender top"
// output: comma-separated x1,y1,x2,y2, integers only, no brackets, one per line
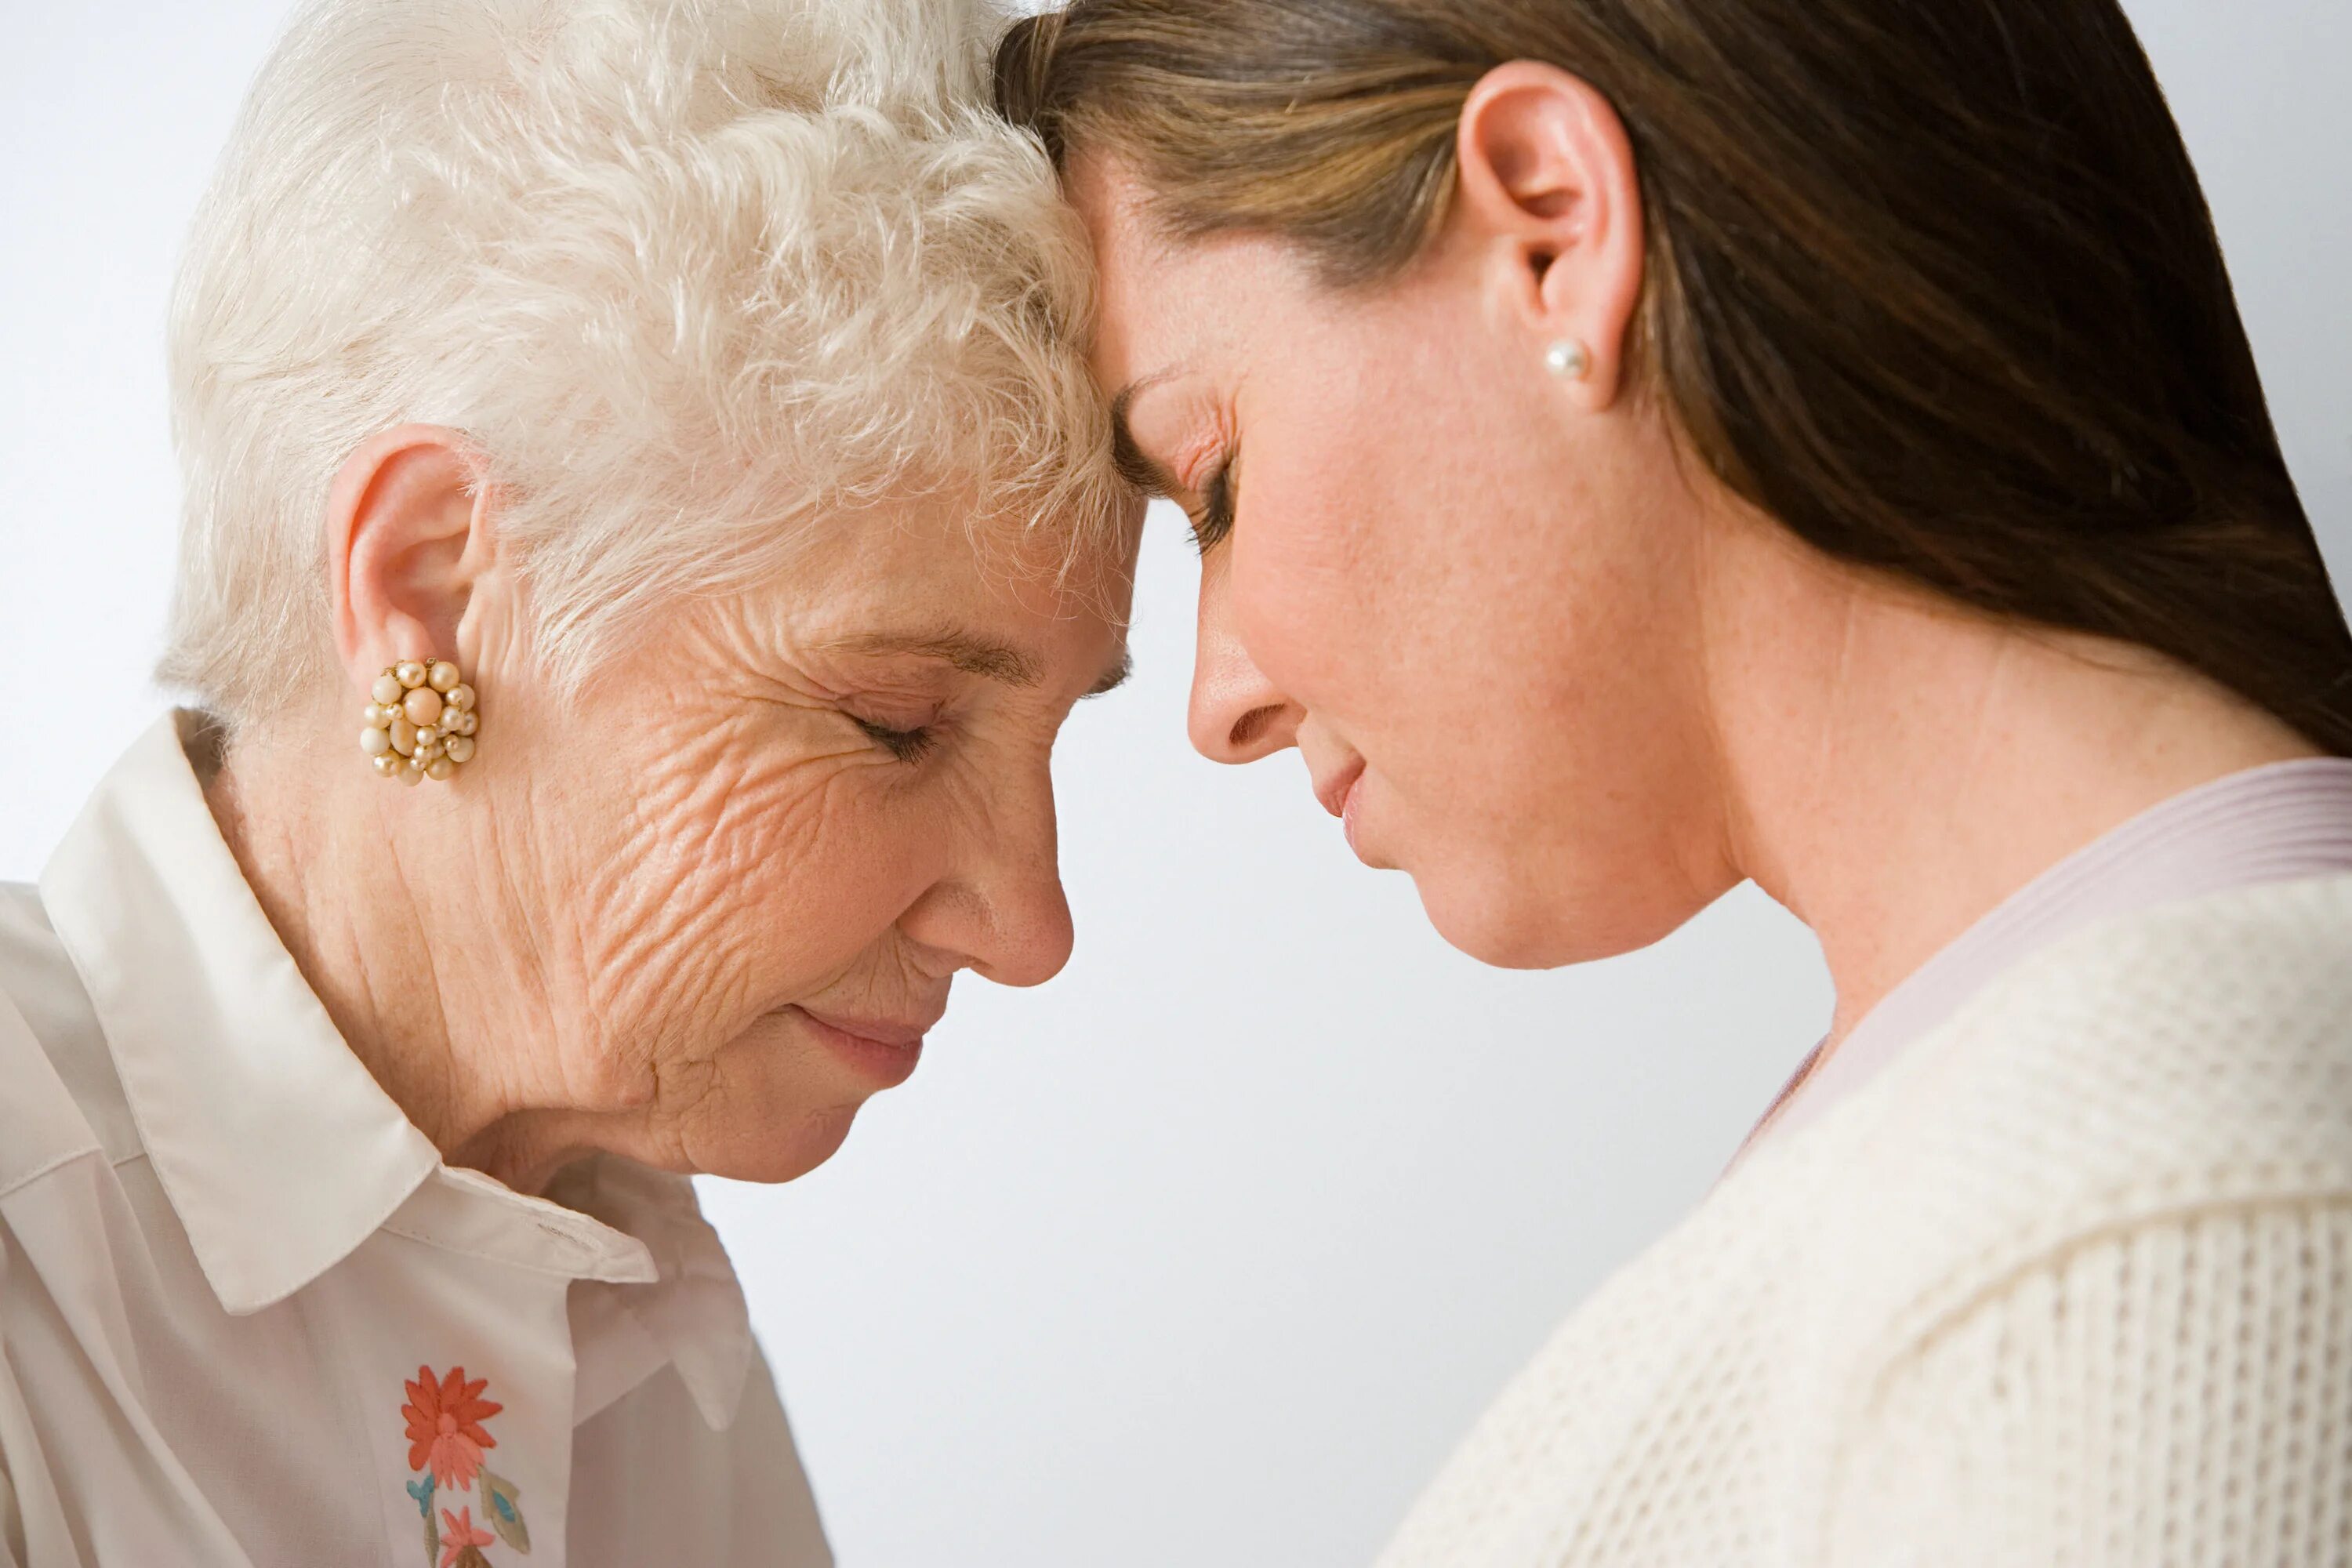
1749,757,2352,1152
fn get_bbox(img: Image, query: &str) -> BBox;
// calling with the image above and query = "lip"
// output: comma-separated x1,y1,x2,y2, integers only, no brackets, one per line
792,1005,932,1087
1312,757,1367,820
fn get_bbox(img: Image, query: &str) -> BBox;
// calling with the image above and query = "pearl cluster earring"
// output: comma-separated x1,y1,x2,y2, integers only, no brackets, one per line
359,659,479,784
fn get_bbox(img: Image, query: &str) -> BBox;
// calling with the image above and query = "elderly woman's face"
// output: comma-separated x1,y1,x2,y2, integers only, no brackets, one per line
503,506,1134,1183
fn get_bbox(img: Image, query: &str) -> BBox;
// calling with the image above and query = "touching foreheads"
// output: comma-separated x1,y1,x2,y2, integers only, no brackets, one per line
162,0,1123,729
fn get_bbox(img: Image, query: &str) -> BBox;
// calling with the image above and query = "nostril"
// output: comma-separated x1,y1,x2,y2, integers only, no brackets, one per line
1228,704,1285,753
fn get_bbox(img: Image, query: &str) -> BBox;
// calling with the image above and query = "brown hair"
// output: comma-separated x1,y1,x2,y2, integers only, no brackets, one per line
997,0,2352,754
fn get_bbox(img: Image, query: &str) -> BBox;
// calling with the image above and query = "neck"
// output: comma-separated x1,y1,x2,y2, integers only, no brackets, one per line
201,713,591,1193
1700,517,2320,1050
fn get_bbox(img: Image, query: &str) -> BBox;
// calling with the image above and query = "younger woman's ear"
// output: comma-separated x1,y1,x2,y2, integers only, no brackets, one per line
1451,60,1646,407
327,424,492,689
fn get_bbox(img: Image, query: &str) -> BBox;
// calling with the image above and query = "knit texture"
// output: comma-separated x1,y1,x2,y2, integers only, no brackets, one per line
1377,875,2352,1567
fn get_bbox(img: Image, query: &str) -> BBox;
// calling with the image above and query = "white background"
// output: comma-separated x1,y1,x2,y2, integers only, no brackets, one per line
3,3,2347,1563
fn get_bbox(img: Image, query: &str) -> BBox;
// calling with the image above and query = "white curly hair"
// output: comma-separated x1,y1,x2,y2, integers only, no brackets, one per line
158,0,1121,726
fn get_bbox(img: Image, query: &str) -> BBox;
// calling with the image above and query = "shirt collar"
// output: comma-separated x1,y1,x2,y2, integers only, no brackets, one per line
41,711,445,1315
550,1157,757,1430
37,713,753,1428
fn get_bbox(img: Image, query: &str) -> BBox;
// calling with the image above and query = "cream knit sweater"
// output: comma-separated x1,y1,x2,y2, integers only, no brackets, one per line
1378,875,2352,1566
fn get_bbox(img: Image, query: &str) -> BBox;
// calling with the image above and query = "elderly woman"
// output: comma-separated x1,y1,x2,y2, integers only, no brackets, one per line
1001,0,2352,1563
0,0,1129,1563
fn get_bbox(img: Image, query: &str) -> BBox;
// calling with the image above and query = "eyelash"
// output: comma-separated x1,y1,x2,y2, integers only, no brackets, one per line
855,719,940,764
1189,454,1237,555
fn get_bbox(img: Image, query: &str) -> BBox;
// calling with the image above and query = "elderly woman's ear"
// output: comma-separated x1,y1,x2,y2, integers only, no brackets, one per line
327,423,502,688
4,0,1136,1559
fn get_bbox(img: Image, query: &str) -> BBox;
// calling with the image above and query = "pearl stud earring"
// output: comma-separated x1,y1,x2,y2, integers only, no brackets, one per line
360,658,478,785
1544,339,1592,380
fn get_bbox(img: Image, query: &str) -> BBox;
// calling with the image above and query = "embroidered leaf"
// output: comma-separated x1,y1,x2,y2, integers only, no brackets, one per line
408,1475,437,1519
479,1466,532,1554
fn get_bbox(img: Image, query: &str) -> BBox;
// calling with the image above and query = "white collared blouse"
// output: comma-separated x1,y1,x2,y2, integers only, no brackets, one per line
0,714,831,1567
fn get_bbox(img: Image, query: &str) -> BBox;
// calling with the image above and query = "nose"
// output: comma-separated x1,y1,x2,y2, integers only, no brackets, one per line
1187,547,1305,764
900,759,1076,990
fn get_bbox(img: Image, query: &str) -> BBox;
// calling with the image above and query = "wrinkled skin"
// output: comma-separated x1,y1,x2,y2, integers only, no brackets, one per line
212,429,1138,1192
488,510,1138,1184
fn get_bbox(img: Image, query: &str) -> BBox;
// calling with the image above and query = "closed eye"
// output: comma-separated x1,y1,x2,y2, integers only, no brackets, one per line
855,719,939,763
1189,453,1237,555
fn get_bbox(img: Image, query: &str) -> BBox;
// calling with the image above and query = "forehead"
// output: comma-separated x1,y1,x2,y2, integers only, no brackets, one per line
1072,155,1234,381
783,491,1139,649
1066,152,1321,409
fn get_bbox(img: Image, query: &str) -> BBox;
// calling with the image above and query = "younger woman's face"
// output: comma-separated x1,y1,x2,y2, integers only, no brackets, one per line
1073,157,1736,967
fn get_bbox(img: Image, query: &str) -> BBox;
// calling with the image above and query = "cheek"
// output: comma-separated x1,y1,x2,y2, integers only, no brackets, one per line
570,718,941,1053
1229,489,1358,690
1227,318,1559,714
1234,353,1713,936
1224,407,1399,701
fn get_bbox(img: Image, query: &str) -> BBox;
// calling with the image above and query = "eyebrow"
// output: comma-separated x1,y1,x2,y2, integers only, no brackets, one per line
826,629,1135,699
827,629,1044,687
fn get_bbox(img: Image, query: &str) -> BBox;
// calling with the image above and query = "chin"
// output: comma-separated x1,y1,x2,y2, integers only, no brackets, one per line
1418,867,1699,971
692,1102,864,1185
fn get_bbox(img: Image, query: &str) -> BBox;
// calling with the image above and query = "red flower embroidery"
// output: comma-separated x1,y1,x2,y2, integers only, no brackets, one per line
439,1506,495,1568
402,1365,503,1491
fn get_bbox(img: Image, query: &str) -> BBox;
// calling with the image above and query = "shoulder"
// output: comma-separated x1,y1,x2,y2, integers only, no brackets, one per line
1843,872,2352,1203
1791,873,2352,1367
1820,1194,2352,1566
0,883,122,1202
1778,882,2352,1557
